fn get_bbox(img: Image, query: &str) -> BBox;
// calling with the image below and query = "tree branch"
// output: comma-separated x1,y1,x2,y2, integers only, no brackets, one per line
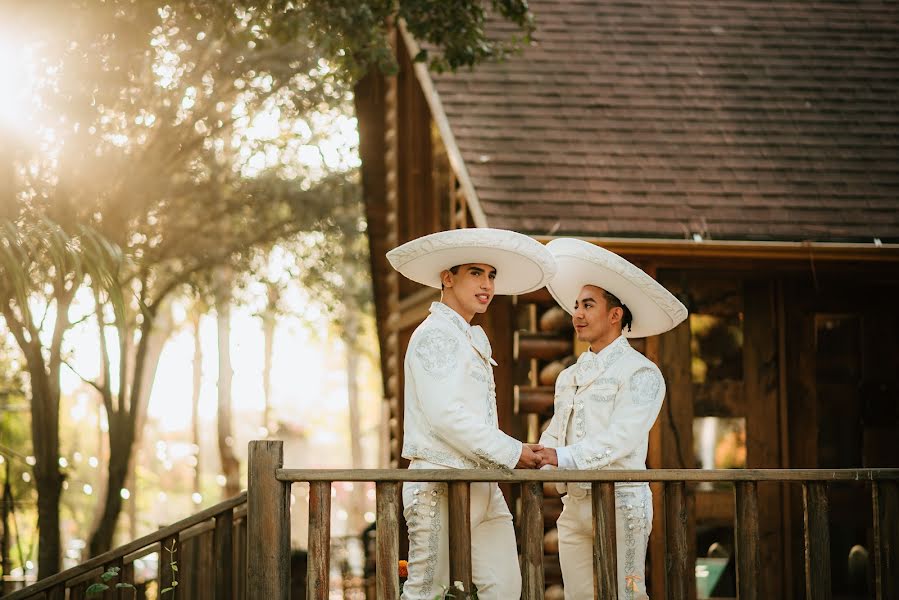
61,359,105,397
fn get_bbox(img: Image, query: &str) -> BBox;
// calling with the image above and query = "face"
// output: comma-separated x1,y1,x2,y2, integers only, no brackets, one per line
441,263,496,319
572,285,623,348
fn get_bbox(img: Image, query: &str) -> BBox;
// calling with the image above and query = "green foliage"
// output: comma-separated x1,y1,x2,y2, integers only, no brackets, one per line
204,1,534,79
85,566,136,597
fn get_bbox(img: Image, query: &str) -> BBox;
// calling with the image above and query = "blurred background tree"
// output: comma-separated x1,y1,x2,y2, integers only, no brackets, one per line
0,0,534,578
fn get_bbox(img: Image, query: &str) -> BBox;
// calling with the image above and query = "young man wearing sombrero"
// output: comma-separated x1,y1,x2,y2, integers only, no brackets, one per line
537,238,688,600
386,228,556,600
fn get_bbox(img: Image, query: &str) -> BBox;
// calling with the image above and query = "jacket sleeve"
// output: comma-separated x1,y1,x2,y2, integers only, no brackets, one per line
409,327,523,469
563,365,665,470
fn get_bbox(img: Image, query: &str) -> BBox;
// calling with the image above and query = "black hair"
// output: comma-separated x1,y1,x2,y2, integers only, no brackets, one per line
601,289,633,332
440,265,461,290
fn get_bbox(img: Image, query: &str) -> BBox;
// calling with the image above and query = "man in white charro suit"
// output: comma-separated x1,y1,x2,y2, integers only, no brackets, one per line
386,228,557,600
537,238,688,600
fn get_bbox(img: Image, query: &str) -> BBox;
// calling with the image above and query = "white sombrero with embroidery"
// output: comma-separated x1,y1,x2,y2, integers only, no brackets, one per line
546,238,687,338
386,228,556,295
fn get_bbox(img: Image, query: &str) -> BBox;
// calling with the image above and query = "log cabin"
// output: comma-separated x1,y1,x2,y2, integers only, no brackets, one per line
355,1,899,597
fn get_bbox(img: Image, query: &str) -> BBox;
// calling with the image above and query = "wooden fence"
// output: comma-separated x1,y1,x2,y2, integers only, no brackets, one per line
7,439,898,600
4,493,247,600
249,440,899,600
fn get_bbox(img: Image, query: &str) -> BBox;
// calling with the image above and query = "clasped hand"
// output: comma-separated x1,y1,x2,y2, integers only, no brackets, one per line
515,444,559,469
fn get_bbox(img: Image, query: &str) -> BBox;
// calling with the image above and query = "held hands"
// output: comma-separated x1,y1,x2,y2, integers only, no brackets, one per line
515,444,560,469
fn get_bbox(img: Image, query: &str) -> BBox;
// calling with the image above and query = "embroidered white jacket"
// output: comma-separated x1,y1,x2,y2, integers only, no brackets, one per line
539,334,665,489
401,302,523,470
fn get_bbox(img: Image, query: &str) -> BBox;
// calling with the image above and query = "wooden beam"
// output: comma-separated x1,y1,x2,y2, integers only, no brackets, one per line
734,481,761,600
664,482,689,600
213,509,233,600
521,482,545,600
591,482,618,600
247,441,289,600
277,468,899,483
447,482,473,593
375,482,400,600
307,482,332,600
873,480,899,600
743,280,785,598
802,482,832,600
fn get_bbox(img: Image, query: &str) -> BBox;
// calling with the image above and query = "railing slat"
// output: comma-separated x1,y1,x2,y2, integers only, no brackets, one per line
307,481,332,600
107,556,125,600
214,509,234,600
375,482,400,600
521,482,545,600
873,480,899,600
46,584,65,600
160,533,180,600
247,441,290,600
591,482,618,600
235,516,247,600
447,481,473,594
69,583,86,600
665,481,689,600
802,481,832,600
735,481,760,600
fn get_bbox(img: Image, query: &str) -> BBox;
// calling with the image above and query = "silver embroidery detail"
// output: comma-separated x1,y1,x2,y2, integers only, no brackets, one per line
629,368,662,406
402,482,445,599
414,328,459,379
403,443,478,469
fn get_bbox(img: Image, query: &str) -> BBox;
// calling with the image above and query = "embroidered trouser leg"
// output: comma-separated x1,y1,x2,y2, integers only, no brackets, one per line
557,483,653,600
401,480,522,600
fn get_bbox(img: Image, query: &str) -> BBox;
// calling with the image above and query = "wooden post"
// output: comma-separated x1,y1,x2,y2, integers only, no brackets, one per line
447,481,472,593
665,481,689,600
160,533,180,600
375,482,400,600
802,482,831,600
214,509,234,600
234,516,247,600
46,584,66,600
109,557,125,600
521,482,545,600
247,440,290,600
307,481,332,600
735,481,760,600
591,482,618,600
70,583,86,600
122,561,134,588
873,480,899,600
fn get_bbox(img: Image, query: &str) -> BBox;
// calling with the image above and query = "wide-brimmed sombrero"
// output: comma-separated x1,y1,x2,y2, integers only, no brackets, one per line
546,238,687,337
386,228,556,295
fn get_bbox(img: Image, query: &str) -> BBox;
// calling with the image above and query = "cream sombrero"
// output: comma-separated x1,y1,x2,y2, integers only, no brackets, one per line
386,228,556,295
546,238,687,338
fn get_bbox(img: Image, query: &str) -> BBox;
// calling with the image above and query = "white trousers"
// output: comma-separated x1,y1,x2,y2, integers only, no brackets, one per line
557,483,653,600
401,477,522,600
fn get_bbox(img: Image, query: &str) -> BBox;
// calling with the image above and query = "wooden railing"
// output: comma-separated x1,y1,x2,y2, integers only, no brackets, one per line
249,440,899,600
4,493,247,600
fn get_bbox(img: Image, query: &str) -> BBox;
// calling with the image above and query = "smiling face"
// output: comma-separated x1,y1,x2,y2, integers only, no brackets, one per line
440,263,497,322
572,285,624,350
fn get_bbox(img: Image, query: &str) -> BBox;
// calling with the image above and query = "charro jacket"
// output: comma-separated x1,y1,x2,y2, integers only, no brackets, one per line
539,334,665,489
401,302,523,470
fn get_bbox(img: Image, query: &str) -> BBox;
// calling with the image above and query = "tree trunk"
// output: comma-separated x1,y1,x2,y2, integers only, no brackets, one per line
89,303,170,555
262,312,275,433
343,307,366,533
88,416,132,556
215,269,241,499
191,310,203,495
29,363,63,579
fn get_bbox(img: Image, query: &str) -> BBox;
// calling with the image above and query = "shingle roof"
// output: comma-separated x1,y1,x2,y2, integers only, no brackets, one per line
427,0,899,243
